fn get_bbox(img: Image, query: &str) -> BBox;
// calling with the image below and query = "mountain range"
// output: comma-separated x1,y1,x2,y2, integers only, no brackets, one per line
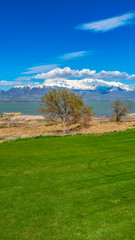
0,78,135,101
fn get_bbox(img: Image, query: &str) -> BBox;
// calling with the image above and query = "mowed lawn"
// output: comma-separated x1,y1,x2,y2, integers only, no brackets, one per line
0,130,135,240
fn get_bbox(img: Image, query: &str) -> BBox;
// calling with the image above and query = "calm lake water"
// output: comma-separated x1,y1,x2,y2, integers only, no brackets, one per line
0,101,135,117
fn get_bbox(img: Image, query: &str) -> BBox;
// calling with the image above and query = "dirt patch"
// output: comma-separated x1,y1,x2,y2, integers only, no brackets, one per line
0,115,135,141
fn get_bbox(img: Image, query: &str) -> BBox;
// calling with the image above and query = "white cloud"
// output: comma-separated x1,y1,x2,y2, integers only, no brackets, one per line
3,68,135,90
0,80,40,87
59,51,89,60
0,80,21,86
127,74,135,80
33,67,96,79
15,76,32,81
22,64,58,74
76,12,135,32
95,70,129,80
33,67,135,81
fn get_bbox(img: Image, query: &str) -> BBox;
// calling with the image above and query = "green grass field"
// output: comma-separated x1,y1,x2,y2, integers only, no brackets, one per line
0,130,135,240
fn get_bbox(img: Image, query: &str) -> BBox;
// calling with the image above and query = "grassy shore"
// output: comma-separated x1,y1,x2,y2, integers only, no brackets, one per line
0,130,135,239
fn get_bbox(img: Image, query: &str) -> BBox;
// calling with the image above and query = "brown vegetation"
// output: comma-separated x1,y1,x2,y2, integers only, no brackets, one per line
0,114,135,142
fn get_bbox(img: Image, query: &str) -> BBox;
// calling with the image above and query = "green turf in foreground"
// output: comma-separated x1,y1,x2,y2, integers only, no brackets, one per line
0,130,135,240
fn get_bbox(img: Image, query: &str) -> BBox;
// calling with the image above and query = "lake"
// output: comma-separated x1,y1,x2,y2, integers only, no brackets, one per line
0,101,135,117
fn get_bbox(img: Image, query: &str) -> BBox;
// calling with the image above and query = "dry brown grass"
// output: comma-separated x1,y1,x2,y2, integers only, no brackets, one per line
0,115,135,141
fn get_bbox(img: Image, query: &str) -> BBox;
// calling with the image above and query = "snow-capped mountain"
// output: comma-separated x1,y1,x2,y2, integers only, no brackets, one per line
0,79,134,101
42,78,133,91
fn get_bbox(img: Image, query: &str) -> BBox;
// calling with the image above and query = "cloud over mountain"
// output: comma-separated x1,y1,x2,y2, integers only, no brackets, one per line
33,67,135,81
33,67,96,79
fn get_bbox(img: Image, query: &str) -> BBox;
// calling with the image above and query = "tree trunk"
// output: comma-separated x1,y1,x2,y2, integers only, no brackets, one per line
116,114,120,122
62,120,66,134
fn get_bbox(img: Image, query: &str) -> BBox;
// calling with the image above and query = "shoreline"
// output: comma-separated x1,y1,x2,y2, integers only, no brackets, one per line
0,101,135,118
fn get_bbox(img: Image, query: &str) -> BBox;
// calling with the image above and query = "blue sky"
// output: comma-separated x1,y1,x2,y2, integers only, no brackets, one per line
0,0,135,90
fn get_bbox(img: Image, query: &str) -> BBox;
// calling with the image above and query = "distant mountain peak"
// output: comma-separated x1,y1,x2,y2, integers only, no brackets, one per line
0,79,134,101
13,78,134,92
42,78,133,91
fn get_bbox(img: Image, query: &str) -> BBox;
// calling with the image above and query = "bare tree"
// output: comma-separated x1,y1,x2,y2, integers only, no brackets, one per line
39,88,94,133
110,99,131,122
